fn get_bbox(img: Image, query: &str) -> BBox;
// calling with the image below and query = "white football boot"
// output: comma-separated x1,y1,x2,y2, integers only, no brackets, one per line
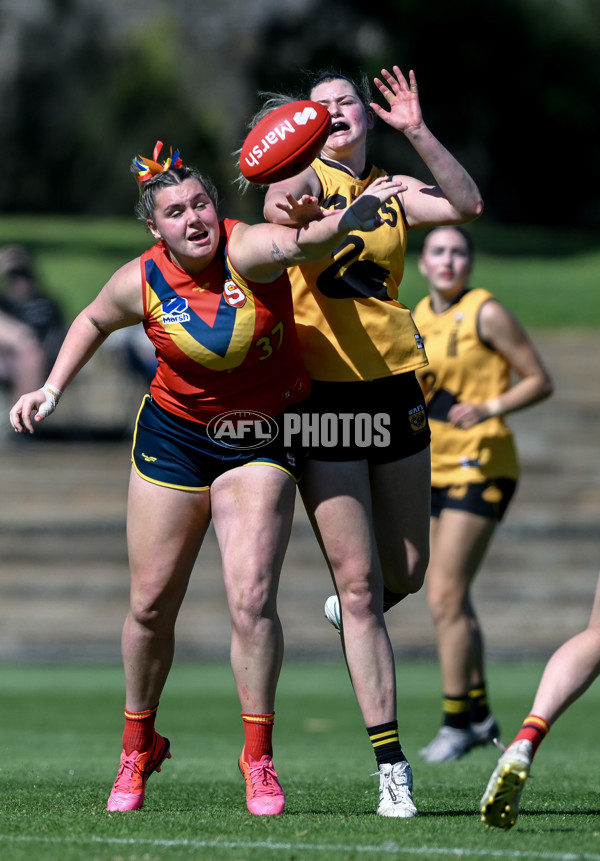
376,760,418,818
419,725,475,762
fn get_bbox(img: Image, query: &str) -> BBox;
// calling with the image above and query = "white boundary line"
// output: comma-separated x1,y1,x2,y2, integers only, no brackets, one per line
1,834,600,860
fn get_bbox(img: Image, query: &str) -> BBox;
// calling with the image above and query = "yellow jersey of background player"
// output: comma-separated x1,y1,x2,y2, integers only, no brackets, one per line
413,287,519,487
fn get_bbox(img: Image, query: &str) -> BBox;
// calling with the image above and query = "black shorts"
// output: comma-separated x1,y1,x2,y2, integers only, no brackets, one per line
131,395,308,490
302,372,430,464
431,478,517,522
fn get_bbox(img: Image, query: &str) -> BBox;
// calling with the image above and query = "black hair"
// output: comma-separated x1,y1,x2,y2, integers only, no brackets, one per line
131,162,219,224
420,225,475,259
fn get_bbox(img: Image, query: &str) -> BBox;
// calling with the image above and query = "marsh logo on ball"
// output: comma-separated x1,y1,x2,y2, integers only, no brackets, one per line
239,100,331,184
293,105,320,126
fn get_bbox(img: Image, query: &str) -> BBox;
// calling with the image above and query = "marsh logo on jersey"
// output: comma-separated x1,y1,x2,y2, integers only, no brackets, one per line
207,410,279,449
414,333,425,350
161,296,191,325
408,404,427,432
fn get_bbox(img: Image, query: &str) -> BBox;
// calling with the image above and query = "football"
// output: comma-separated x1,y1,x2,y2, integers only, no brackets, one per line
240,100,331,184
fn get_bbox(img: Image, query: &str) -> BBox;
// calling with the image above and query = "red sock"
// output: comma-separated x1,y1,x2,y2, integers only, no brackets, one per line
122,704,159,755
241,712,275,761
511,713,550,757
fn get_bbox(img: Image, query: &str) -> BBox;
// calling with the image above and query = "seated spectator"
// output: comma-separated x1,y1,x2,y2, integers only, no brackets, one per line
0,307,46,402
0,245,65,376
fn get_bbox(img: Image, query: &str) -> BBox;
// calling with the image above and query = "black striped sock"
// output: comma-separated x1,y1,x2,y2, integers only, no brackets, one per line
468,685,491,723
442,695,470,730
367,720,406,766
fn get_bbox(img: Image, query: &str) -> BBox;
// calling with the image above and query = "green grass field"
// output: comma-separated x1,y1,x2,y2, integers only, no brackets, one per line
1,660,599,861
0,217,597,858
0,216,599,327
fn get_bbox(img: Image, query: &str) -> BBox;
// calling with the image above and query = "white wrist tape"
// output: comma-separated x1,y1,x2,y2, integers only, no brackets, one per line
38,383,63,418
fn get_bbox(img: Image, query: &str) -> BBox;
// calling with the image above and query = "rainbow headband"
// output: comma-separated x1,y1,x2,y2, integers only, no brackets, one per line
134,140,183,182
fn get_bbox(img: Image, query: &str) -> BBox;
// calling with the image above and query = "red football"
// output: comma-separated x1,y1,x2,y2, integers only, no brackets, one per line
240,100,331,184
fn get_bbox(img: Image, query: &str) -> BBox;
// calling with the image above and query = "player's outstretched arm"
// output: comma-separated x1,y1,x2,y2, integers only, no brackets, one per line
231,175,408,280
9,260,143,434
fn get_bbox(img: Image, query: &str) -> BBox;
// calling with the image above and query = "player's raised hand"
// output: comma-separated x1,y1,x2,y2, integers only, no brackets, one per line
371,66,423,133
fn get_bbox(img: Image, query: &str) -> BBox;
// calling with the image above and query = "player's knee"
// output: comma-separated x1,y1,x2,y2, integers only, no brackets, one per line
338,579,379,620
426,587,460,623
227,578,275,632
129,601,165,633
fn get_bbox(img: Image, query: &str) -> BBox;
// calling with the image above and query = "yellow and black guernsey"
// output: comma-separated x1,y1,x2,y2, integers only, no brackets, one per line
413,288,519,486
141,218,309,423
288,158,427,382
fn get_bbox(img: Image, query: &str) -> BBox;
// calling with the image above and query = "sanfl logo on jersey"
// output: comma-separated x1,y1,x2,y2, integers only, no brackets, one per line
223,279,247,308
161,296,191,325
414,333,425,350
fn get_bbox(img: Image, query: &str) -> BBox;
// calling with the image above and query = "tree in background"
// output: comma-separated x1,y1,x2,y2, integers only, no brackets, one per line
247,0,600,229
0,0,221,215
1,0,598,228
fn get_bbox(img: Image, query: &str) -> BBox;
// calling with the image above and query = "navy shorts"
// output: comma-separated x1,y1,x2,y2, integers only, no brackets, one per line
131,395,308,490
304,372,430,464
431,478,517,522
